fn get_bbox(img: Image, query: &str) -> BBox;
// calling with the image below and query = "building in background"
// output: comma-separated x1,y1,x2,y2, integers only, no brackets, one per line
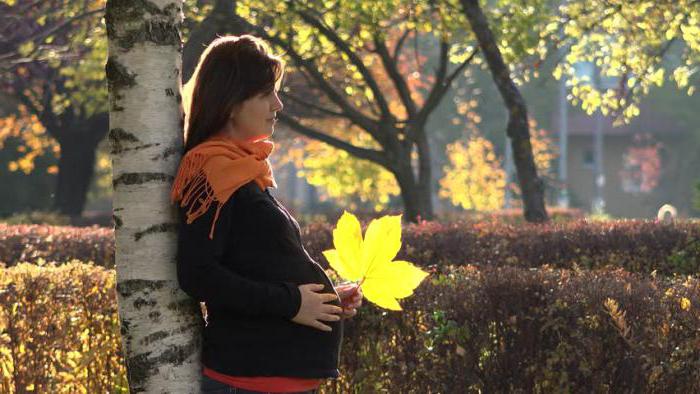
558,107,696,218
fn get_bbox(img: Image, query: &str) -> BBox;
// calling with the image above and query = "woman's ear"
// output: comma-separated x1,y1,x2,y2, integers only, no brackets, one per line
228,104,241,125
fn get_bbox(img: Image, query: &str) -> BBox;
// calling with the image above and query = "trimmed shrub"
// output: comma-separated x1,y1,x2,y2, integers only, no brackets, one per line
296,207,584,227
1,211,71,226
304,219,700,276
0,224,114,268
330,265,700,392
2,219,698,276
0,261,126,393
1,262,699,392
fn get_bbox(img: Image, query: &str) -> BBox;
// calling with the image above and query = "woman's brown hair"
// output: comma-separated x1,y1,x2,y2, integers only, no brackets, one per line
182,35,284,152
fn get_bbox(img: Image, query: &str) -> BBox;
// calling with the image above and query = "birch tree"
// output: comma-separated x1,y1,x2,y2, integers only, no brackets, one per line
105,0,201,391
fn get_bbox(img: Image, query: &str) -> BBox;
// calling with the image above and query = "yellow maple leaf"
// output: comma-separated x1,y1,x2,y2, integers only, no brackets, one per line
322,211,429,310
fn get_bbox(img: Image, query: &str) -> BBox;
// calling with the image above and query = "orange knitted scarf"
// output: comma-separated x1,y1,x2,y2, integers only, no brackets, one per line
170,134,277,239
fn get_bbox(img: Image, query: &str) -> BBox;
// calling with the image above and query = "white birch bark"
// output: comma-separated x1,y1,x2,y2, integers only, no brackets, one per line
105,1,201,392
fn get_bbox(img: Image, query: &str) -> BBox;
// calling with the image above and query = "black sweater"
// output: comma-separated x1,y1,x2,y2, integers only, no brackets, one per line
175,181,343,378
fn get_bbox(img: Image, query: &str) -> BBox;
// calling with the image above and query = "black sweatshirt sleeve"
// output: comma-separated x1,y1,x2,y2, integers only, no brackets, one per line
175,188,301,319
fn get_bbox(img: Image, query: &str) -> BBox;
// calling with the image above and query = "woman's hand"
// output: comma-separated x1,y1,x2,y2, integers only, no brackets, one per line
291,283,343,331
335,283,363,319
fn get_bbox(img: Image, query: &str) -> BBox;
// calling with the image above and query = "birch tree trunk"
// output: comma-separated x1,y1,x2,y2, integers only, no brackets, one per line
105,1,201,391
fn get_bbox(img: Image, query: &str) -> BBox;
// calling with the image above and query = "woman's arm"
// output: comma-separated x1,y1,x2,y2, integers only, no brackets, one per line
175,195,301,319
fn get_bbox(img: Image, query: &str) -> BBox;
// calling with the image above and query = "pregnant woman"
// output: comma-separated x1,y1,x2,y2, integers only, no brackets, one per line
171,35,363,394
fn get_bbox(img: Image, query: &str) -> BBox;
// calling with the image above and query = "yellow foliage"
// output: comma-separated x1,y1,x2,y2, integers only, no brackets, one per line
439,135,507,211
546,0,700,122
440,119,557,211
680,297,691,311
322,212,429,310
276,127,400,212
0,262,127,393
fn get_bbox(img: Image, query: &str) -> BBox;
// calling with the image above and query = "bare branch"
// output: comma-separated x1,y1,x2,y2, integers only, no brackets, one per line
414,41,448,130
232,15,384,144
278,112,388,167
415,44,477,132
280,90,346,118
0,8,104,64
610,37,678,123
393,30,410,62
374,34,416,120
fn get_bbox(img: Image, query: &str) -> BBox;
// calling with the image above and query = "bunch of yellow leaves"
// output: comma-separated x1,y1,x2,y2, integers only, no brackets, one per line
322,211,429,310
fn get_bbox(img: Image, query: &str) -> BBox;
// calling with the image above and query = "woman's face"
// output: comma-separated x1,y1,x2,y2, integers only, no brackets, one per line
227,87,284,142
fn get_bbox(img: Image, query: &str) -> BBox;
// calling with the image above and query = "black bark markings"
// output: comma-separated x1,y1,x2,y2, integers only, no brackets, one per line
133,297,157,310
150,145,180,161
148,310,161,322
111,132,162,155
113,172,174,186
140,329,167,346
167,298,198,314
105,0,182,50
105,58,137,112
127,338,198,390
116,279,167,298
113,215,123,229
109,127,140,154
134,223,177,241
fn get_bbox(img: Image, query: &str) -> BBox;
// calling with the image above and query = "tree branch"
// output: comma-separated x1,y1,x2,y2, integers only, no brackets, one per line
232,16,384,144
0,8,104,64
374,35,416,120
278,112,388,167
280,90,346,118
415,42,478,131
393,30,410,62
292,6,392,120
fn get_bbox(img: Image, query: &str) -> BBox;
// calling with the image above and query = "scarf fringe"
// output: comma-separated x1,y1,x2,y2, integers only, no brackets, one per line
171,138,276,240
171,152,221,239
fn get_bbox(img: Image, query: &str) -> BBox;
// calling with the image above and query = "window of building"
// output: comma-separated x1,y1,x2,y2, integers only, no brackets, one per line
582,149,594,169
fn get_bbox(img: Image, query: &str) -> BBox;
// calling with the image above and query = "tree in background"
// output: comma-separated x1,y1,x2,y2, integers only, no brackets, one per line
0,0,222,218
0,0,108,217
440,134,506,211
459,0,551,222
277,128,402,213
541,0,700,123
233,0,480,222
618,133,663,194
439,116,557,211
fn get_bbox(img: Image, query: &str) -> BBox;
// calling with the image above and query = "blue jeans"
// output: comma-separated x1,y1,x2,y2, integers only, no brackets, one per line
201,374,318,394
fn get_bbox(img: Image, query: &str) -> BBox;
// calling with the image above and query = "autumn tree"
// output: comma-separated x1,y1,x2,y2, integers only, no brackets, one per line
0,0,108,217
230,0,481,222
439,116,557,211
541,0,700,124
457,0,552,222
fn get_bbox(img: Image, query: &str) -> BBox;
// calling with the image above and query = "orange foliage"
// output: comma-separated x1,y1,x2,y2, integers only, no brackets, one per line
0,106,59,174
